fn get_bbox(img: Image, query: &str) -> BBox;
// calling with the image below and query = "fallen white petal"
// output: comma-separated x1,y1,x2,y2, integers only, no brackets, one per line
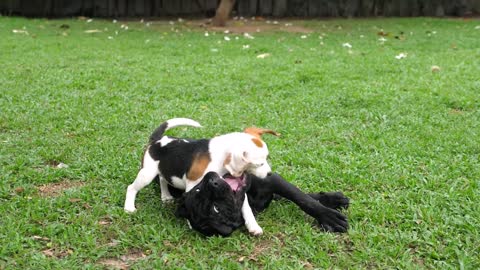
12,29,29,34
475,25,480,30
342,43,352,48
256,53,271,59
395,53,407,59
84,29,102,33
243,33,254,39
204,32,209,37
301,35,307,39
224,36,230,41
56,163,69,169
242,45,250,49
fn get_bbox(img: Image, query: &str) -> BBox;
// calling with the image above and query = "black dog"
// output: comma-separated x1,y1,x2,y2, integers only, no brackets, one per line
175,172,349,236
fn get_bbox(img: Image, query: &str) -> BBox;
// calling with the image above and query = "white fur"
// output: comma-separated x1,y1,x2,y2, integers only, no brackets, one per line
242,197,263,235
124,119,271,235
124,150,159,212
171,176,186,190
166,118,202,130
157,136,174,147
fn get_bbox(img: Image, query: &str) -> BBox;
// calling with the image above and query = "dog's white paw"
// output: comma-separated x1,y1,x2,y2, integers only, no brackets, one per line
124,206,137,213
161,195,174,203
248,225,263,236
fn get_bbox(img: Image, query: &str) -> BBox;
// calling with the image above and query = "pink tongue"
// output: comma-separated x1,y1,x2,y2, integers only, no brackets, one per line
224,176,244,191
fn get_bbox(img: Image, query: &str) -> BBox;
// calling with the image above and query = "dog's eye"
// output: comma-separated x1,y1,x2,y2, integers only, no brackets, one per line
195,188,200,192
213,205,219,214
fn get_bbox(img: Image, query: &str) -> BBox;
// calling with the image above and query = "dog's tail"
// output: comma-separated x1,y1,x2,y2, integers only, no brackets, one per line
149,118,202,143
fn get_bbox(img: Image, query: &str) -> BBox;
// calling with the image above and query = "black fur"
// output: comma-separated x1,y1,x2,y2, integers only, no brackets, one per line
176,172,349,236
176,172,247,236
148,138,210,184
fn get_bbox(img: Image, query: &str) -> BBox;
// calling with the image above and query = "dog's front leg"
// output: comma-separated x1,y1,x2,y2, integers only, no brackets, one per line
242,198,263,236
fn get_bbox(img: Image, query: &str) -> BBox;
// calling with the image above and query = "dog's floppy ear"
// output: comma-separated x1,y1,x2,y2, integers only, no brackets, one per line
244,127,280,139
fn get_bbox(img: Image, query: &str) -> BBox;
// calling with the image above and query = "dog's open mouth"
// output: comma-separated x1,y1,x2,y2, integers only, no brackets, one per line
222,173,246,192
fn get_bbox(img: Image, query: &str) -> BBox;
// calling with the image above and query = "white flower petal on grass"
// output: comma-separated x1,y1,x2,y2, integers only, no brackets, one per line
342,43,352,49
235,36,239,40
112,19,117,24
87,19,93,23
243,45,250,49
12,29,29,35
256,53,271,59
379,37,387,42
301,35,307,39
211,48,218,52
224,36,230,41
243,33,254,39
204,32,209,37
56,163,69,169
84,29,102,33
395,53,407,59
273,21,279,25
475,25,480,30
224,30,230,34
108,36,113,40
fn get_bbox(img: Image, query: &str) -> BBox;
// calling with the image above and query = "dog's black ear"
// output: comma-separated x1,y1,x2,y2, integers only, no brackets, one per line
175,197,188,218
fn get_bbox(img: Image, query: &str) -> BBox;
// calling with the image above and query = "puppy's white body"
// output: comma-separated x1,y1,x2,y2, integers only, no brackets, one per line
124,118,276,235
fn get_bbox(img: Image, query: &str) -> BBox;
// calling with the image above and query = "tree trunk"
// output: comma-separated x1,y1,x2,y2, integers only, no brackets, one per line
213,0,236,26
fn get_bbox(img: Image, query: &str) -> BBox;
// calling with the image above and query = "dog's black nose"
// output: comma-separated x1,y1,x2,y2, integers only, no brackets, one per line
209,177,220,187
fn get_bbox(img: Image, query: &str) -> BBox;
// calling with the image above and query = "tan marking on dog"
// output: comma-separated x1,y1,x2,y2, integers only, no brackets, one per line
251,138,263,148
187,152,211,180
244,127,280,139
223,153,232,166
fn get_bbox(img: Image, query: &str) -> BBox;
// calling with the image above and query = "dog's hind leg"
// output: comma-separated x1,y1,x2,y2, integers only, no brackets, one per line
124,153,159,212
159,177,174,202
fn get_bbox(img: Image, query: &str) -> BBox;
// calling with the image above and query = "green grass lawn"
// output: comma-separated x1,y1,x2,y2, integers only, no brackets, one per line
1,16,479,269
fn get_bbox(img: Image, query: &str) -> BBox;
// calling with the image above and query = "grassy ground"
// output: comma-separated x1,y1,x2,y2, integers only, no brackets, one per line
1,16,479,269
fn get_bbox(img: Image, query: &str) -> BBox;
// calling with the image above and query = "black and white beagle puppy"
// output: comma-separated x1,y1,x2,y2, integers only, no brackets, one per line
124,118,279,235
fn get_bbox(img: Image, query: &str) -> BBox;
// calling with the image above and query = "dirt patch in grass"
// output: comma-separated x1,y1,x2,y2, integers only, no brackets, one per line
237,233,287,263
97,249,147,270
187,19,313,34
37,180,85,197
